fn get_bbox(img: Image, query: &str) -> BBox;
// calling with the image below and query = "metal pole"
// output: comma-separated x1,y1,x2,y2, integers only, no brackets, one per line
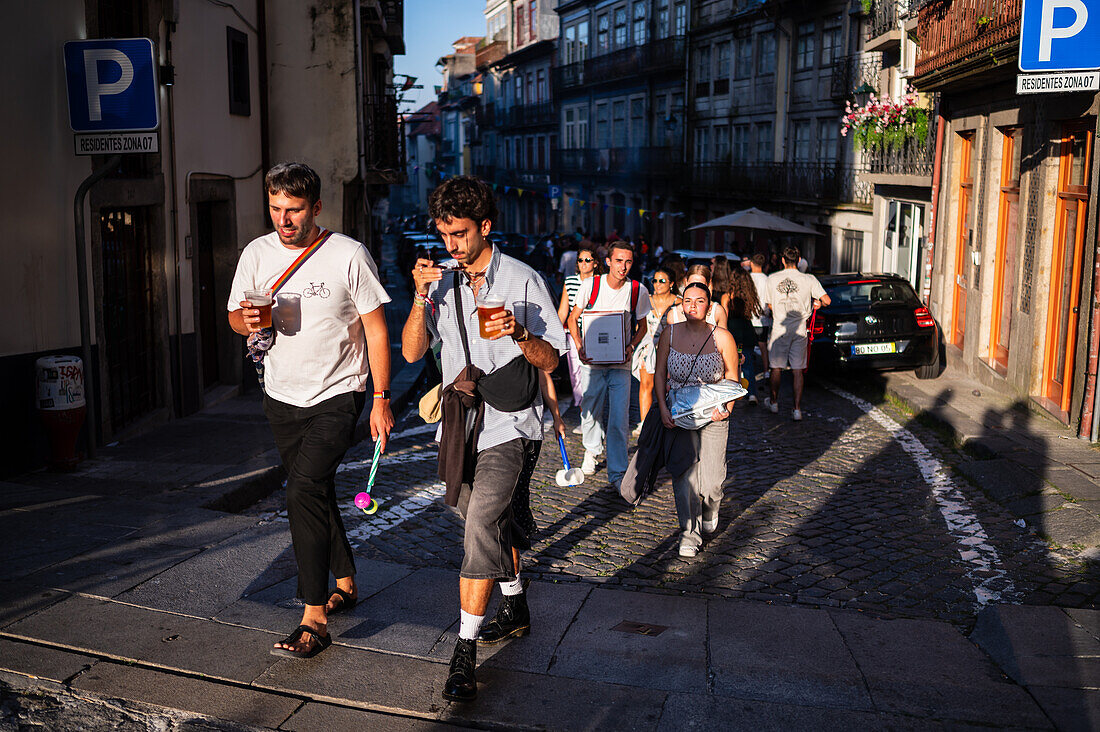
73,155,120,458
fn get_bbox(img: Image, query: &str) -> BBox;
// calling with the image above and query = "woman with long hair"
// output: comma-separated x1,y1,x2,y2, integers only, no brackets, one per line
726,267,763,404
662,264,729,331
556,242,602,428
711,256,733,313
633,266,681,432
654,282,740,557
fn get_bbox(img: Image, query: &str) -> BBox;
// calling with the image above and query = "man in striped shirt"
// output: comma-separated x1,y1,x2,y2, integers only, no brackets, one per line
402,176,566,702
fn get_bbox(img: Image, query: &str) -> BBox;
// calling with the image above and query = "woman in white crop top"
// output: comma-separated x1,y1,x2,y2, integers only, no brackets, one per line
654,281,740,559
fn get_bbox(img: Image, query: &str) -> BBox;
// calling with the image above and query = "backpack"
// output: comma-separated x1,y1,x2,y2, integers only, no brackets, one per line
585,275,641,333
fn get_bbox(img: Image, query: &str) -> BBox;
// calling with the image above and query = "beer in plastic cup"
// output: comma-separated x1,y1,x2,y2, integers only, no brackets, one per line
477,295,506,338
245,289,274,329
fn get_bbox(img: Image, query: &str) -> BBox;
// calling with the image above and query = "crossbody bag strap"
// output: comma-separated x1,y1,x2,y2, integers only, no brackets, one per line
269,228,332,296
452,272,473,368
679,325,716,385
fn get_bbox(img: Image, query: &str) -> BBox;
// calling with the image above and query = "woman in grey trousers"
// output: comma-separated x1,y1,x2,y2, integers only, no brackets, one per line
654,282,741,558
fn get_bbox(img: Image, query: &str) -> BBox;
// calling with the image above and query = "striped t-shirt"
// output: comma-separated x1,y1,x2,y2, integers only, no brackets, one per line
564,274,583,307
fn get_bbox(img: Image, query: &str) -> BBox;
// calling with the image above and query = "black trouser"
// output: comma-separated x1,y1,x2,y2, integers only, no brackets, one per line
264,390,365,606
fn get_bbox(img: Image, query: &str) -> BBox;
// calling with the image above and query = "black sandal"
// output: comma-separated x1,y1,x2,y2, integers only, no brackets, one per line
327,587,358,614
270,625,331,659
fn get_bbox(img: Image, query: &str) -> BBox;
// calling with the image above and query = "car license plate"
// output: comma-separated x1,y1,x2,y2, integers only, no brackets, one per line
853,342,897,355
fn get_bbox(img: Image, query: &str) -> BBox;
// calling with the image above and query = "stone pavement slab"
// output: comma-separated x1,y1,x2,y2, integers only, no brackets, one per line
707,600,871,709
441,664,667,731
0,581,68,628
0,637,94,683
335,567,459,657
282,702,466,731
549,586,707,692
971,605,1100,689
656,692,942,731
71,661,301,729
117,521,292,618
830,610,1048,726
215,558,414,639
253,644,442,717
1027,686,1100,732
22,541,199,598
4,594,281,684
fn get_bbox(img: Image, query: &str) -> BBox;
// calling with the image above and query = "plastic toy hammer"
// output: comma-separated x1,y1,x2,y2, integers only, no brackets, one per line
353,439,383,515
555,434,585,487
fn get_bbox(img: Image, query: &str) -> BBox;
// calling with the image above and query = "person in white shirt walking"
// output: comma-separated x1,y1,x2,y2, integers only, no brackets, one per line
228,162,393,660
763,246,830,421
567,241,651,489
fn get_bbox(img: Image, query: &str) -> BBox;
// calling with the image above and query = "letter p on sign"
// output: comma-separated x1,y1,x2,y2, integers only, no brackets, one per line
1020,0,1100,72
64,38,159,132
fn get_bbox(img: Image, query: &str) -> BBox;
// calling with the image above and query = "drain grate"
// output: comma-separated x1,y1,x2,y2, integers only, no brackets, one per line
611,620,668,636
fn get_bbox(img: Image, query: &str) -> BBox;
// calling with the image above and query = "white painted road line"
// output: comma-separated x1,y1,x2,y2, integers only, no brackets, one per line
826,384,1017,607
344,481,448,545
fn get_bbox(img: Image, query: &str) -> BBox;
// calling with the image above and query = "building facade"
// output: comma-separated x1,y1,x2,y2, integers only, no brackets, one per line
913,0,1100,434
553,0,690,246
686,0,872,268
5,0,404,476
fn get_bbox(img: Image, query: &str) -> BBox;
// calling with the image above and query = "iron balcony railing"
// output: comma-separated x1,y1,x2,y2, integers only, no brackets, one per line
867,0,909,41
862,132,937,178
691,162,873,206
914,0,1021,79
555,146,683,177
364,93,405,184
497,102,556,128
553,36,687,91
831,52,883,99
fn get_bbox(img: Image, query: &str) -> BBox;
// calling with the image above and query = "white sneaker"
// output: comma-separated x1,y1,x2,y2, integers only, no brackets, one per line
580,451,598,475
748,394,758,406
572,425,583,435
630,424,642,438
702,517,718,534
792,409,803,421
678,541,698,558
764,397,779,414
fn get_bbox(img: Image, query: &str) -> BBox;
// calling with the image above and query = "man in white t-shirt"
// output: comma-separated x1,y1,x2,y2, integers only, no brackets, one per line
763,246,830,421
748,253,772,377
567,241,652,489
228,163,393,660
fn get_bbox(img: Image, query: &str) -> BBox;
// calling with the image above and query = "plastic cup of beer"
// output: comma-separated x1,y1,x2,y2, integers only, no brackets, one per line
244,289,274,329
477,295,506,338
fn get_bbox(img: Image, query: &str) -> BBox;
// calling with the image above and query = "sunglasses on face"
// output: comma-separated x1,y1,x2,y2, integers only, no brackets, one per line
577,257,594,262
654,278,669,284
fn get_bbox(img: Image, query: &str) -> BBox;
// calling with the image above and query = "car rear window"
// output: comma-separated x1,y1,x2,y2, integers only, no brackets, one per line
825,280,920,312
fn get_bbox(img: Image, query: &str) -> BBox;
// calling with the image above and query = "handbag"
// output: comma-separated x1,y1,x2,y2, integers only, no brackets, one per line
247,229,332,391
453,278,540,412
664,325,729,430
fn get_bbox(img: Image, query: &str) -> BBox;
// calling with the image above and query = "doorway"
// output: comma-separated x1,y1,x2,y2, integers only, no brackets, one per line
100,207,159,434
951,132,976,348
1042,123,1092,418
881,200,925,292
989,127,1022,374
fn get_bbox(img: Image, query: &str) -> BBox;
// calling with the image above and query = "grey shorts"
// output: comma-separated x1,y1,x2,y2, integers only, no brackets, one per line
455,437,533,580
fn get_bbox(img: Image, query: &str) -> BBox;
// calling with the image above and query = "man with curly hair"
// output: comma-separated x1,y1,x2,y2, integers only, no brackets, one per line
402,176,566,702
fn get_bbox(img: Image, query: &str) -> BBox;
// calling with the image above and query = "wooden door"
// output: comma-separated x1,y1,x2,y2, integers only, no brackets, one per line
1043,124,1092,415
990,128,1021,372
952,132,975,347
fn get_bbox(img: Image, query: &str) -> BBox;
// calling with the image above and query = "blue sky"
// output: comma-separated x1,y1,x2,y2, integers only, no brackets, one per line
396,0,487,115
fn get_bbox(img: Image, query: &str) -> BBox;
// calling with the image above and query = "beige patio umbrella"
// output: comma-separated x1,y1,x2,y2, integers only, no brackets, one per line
686,207,822,236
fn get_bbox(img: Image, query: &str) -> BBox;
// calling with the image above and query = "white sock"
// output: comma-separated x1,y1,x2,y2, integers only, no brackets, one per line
458,610,485,640
499,574,523,596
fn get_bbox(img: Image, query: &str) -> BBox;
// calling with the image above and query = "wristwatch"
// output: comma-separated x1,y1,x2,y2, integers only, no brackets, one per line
514,325,531,342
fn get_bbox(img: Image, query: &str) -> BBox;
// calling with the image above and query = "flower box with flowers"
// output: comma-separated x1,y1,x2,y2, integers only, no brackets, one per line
841,88,930,152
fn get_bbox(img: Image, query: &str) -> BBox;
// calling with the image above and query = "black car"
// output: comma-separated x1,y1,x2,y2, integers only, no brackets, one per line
809,273,942,379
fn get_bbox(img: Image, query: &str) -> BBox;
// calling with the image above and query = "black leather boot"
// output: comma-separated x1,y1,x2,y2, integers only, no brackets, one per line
477,591,530,645
442,638,477,702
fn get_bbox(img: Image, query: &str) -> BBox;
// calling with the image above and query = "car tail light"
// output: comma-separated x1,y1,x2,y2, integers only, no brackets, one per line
914,307,935,328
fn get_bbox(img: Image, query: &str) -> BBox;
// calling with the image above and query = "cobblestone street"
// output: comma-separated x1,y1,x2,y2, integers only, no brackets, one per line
247,378,1100,630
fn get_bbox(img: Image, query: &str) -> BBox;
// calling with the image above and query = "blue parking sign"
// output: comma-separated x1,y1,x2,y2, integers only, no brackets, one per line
64,38,160,132
1020,0,1100,72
